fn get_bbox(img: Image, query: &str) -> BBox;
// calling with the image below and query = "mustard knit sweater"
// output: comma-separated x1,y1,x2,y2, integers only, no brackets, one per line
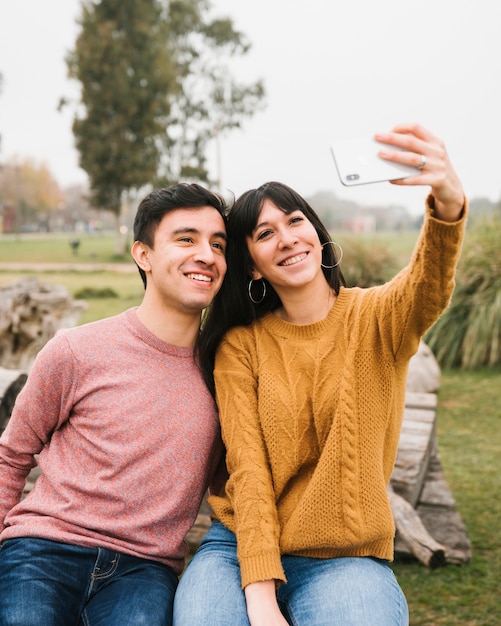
208,200,466,588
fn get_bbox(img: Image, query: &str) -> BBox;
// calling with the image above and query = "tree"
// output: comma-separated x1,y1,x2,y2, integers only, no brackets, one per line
0,158,63,232
158,0,265,186
0,72,3,157
66,0,265,231
66,0,175,230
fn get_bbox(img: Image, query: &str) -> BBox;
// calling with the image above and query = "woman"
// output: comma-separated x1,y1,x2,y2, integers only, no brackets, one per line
174,124,466,625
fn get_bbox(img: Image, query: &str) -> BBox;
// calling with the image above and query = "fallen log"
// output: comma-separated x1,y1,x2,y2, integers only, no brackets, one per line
388,483,446,568
410,441,472,564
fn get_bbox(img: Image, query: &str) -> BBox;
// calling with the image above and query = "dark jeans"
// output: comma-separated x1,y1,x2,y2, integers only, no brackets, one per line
0,537,178,626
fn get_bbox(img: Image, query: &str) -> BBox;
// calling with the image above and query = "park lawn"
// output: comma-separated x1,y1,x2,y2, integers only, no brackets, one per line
0,232,129,264
0,230,421,267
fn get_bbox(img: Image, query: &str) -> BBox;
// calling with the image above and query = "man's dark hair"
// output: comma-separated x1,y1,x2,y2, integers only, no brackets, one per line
133,183,228,288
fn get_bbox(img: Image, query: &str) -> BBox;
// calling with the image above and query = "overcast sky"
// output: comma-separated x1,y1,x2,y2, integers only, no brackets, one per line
0,0,499,213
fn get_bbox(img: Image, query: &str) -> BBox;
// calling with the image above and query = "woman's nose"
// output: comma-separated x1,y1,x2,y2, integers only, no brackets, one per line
278,231,298,248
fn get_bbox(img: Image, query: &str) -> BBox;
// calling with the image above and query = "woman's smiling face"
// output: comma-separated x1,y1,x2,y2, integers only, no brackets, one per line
246,199,324,293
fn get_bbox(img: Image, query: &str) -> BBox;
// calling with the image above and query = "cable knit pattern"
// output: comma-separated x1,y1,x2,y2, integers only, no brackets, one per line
0,308,224,575
209,199,467,588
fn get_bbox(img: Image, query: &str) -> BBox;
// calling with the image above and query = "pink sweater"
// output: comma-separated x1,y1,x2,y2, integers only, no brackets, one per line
0,308,223,574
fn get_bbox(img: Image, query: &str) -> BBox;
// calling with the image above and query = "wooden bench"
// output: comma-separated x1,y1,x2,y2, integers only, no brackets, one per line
392,392,438,507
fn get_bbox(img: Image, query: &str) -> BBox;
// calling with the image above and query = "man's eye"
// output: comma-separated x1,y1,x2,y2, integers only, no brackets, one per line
212,242,226,252
179,237,193,243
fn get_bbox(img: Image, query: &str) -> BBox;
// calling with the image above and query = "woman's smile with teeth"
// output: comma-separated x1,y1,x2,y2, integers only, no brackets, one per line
280,253,307,267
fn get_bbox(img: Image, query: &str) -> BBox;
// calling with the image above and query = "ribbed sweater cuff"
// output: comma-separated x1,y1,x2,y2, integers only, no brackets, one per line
239,548,286,589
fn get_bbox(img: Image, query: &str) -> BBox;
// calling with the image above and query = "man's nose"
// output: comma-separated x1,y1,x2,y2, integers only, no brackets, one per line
193,241,216,264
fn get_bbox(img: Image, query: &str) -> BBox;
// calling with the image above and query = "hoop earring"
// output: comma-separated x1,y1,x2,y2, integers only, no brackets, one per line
321,241,343,269
248,278,266,304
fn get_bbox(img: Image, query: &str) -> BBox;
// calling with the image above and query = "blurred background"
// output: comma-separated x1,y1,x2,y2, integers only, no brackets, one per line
0,4,499,623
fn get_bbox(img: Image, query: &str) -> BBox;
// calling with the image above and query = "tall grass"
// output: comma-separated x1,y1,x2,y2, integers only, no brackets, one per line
426,216,501,369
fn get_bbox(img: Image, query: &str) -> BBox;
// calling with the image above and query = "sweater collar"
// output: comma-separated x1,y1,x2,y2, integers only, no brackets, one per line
123,307,195,357
258,288,349,339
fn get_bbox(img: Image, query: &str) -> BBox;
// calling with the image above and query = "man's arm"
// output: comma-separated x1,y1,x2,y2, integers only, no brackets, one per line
0,334,74,528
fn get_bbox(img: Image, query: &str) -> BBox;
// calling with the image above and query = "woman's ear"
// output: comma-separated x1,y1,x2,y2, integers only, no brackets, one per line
249,268,263,281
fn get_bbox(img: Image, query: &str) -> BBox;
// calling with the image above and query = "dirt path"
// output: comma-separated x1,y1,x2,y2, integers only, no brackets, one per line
0,262,136,273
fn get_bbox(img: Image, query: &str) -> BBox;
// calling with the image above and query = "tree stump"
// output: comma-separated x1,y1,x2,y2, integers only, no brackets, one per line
0,277,86,371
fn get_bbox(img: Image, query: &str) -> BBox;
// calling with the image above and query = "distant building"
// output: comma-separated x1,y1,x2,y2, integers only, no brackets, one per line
0,204,16,234
344,215,377,233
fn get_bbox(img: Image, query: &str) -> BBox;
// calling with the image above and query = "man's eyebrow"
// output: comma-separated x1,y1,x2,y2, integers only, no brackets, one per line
172,227,227,241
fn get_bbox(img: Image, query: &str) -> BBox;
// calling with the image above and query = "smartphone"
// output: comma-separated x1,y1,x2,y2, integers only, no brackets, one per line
330,137,419,186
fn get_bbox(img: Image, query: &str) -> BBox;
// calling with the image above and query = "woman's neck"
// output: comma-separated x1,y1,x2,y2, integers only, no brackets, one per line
274,282,337,325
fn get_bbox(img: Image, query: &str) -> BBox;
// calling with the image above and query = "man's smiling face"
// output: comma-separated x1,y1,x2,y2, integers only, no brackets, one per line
139,206,227,315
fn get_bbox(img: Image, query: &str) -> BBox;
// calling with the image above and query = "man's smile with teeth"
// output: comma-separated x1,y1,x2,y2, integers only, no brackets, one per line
187,273,212,282
280,253,307,267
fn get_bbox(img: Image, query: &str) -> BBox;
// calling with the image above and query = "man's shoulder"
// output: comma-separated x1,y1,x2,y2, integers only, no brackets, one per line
55,309,133,345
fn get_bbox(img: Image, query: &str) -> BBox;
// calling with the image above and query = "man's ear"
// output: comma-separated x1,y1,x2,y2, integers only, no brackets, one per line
131,241,151,273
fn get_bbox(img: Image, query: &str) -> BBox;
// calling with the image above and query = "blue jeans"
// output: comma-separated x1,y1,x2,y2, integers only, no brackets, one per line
174,520,409,626
0,537,178,626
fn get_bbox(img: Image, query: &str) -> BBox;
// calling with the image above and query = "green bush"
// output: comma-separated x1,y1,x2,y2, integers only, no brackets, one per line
426,215,501,369
74,286,119,299
339,237,400,288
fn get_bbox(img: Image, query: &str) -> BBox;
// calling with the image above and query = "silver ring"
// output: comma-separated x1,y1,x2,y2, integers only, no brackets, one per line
418,155,427,170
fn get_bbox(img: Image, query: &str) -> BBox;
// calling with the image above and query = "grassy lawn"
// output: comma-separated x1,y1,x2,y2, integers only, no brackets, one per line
0,232,130,264
0,230,421,267
1,232,499,623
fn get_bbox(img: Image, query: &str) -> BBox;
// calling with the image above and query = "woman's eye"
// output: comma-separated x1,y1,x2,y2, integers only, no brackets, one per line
257,230,272,240
290,216,303,224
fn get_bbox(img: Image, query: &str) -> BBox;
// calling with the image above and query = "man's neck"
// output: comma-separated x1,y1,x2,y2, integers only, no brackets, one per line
135,300,201,348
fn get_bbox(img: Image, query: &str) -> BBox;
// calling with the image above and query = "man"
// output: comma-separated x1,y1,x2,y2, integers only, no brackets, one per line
0,183,228,625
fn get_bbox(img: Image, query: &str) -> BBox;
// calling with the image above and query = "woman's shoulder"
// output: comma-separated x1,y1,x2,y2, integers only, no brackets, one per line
222,318,265,343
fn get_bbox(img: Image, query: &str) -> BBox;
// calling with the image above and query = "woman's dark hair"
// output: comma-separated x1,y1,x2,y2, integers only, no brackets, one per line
199,181,345,395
